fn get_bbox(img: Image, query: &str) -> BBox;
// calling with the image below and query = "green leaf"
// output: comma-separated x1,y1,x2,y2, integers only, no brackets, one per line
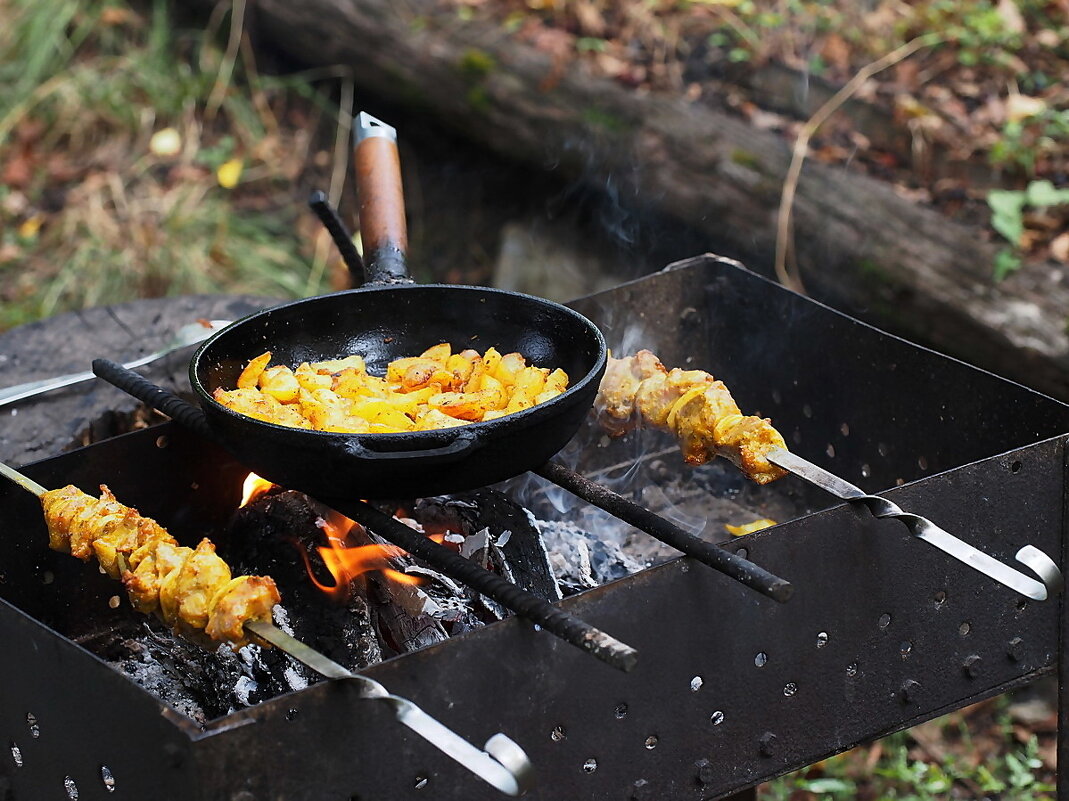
994,248,1022,281
988,189,1026,244
1026,179,1069,208
800,778,854,793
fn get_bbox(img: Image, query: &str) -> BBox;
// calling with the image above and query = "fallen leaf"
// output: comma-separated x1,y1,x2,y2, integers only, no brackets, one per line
17,215,43,239
997,0,1026,33
1006,93,1046,123
820,33,851,73
1051,232,1069,263
149,127,182,157
216,158,244,189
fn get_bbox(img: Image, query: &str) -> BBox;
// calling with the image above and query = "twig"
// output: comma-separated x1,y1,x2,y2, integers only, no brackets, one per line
205,0,247,122
774,33,942,293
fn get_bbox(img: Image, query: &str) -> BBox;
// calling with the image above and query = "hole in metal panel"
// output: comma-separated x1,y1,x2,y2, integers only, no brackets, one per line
846,662,858,677
840,422,850,436
690,676,703,692
1017,598,1029,614
710,710,725,726
802,404,812,418
582,758,598,774
414,775,429,790
285,708,299,721
877,613,891,630
754,652,768,668
826,443,835,458
26,713,39,738
108,595,121,609
877,442,889,457
614,703,628,719
10,743,22,768
736,547,748,559
960,621,972,637
816,631,829,648
918,455,929,471
42,570,54,585
65,776,79,799
792,429,802,445
861,464,872,479
900,641,913,657
934,590,946,608
100,765,116,792
551,726,566,742
155,435,169,449
644,735,659,750
783,683,798,697
1010,460,1022,473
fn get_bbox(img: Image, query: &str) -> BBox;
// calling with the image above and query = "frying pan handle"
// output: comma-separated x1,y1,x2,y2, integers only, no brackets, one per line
345,428,482,462
353,112,413,286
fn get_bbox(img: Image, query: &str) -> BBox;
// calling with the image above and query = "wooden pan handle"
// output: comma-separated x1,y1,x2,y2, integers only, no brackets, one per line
353,112,411,285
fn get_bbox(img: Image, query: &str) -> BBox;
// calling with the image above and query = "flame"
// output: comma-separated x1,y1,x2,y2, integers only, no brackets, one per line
240,472,276,507
308,509,423,600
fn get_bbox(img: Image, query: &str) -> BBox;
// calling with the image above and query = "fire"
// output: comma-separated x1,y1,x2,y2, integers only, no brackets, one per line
309,509,423,600
239,473,276,507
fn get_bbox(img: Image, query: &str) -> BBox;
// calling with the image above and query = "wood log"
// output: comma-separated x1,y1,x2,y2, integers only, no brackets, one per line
238,0,1069,399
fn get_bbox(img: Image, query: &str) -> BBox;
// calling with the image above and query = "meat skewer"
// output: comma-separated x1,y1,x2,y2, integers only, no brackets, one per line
596,350,787,484
0,459,533,795
595,349,1062,601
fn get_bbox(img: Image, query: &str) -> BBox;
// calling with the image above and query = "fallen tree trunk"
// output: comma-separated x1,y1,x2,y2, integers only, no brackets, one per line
246,0,1069,399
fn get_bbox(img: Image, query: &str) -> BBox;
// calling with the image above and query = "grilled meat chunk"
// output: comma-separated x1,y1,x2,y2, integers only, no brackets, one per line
40,484,278,647
596,350,787,484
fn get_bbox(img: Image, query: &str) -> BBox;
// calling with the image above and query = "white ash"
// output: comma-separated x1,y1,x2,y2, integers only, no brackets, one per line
232,675,258,707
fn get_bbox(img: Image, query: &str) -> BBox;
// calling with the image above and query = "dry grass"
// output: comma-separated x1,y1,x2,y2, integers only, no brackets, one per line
0,0,352,330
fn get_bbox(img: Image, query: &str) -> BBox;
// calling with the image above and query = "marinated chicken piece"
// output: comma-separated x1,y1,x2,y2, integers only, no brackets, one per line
159,538,232,630
596,350,787,484
39,484,279,647
205,576,281,644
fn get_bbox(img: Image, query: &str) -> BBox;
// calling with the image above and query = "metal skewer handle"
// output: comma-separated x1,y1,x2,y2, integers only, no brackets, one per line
0,320,230,408
245,621,534,796
768,448,1063,601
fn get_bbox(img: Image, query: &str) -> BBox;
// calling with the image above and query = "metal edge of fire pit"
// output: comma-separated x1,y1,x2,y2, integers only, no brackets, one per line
3,256,1069,800
1,427,1062,801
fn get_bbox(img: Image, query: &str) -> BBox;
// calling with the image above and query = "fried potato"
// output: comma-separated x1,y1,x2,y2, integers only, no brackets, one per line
218,344,570,431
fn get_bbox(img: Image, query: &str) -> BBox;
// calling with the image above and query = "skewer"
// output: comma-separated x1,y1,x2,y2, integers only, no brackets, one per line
92,359,640,673
0,459,534,796
767,448,1063,601
534,460,793,603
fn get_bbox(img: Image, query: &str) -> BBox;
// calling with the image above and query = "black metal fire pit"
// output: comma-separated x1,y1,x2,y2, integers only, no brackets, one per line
3,255,1069,800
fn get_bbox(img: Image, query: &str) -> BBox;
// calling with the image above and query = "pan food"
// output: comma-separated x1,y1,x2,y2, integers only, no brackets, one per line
213,343,570,433
41,483,279,647
189,113,606,499
596,349,787,484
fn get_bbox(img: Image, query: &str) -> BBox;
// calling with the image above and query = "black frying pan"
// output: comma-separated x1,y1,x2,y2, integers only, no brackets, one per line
189,114,606,499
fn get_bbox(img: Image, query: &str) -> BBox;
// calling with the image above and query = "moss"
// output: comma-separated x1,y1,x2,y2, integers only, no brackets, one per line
729,149,763,171
581,107,631,134
458,48,496,81
466,85,492,112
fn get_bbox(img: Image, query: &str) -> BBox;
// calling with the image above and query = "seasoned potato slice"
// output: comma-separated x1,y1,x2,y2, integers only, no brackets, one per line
220,344,570,430
237,352,272,389
258,365,300,403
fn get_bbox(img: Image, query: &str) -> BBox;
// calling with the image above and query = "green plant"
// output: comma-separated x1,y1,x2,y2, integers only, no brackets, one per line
987,180,1069,280
0,0,340,331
